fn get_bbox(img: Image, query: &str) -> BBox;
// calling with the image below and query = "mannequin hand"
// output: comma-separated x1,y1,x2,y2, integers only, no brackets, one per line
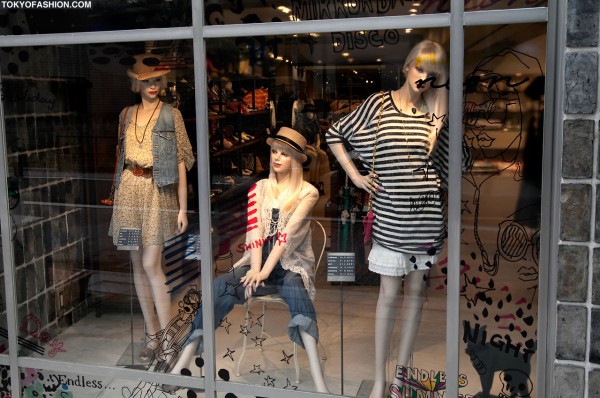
177,210,188,233
240,269,266,298
352,172,380,195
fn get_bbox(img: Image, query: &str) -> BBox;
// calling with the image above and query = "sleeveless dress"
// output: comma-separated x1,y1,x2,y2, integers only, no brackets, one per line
109,106,194,246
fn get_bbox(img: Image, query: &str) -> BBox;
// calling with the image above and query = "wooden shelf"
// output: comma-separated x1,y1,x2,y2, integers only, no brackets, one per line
211,138,261,157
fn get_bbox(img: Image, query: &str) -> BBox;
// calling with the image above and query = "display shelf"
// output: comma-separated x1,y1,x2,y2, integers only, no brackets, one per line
211,138,261,157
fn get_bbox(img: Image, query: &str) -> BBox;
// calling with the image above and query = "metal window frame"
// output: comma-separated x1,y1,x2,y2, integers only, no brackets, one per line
0,2,557,397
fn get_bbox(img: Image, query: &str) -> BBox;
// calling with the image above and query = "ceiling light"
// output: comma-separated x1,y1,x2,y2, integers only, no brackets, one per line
413,2,421,5
342,52,350,57
409,8,418,13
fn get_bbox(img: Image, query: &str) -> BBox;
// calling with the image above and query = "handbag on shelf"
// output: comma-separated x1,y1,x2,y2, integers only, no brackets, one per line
101,106,131,206
362,92,385,244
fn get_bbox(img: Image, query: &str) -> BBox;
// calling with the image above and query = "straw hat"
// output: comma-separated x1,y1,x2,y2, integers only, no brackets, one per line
266,127,308,163
127,54,170,80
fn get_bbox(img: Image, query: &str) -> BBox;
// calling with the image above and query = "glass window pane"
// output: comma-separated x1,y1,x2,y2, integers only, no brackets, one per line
0,0,191,35
460,23,545,398
206,0,449,26
204,28,452,396
1,40,201,377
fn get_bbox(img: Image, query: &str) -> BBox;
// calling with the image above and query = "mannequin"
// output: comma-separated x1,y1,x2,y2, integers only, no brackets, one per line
169,127,328,394
293,103,330,188
109,54,195,362
326,40,449,398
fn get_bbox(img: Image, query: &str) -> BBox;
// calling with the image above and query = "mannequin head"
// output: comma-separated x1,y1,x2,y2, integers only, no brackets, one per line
266,127,307,211
127,54,170,94
403,40,448,131
131,76,168,94
403,40,448,91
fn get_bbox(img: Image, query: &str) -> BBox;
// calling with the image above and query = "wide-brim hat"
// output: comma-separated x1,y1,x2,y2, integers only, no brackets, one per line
266,127,308,163
127,54,170,80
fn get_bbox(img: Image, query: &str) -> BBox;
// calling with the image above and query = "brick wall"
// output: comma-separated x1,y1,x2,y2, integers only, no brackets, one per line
0,45,93,355
555,0,600,397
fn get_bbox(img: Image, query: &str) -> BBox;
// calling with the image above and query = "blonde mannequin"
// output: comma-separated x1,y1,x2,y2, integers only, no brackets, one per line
109,54,195,362
327,40,449,397
170,128,328,393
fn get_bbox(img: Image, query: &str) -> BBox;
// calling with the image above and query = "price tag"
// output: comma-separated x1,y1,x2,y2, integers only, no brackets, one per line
327,252,356,282
117,227,142,251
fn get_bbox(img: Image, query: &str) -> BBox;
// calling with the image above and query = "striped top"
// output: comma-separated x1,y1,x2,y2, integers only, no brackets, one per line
327,91,450,255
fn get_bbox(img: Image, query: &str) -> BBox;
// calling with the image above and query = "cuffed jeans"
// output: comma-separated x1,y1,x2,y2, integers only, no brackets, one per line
184,264,318,353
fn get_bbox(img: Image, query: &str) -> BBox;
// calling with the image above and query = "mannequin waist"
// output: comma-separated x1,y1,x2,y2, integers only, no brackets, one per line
125,163,153,178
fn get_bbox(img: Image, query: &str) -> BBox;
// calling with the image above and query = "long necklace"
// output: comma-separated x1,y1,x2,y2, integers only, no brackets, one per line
396,90,423,115
134,101,160,148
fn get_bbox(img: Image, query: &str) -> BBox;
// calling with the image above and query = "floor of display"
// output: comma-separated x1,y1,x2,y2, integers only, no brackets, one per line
46,173,540,397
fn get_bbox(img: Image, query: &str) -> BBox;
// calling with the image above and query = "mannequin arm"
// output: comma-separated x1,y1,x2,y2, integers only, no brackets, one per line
241,188,318,292
177,161,188,232
328,143,379,193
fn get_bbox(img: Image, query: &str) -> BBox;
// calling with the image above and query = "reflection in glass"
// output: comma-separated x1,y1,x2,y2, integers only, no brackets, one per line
460,24,545,398
204,0,547,26
206,1,443,25
0,0,191,35
1,40,201,376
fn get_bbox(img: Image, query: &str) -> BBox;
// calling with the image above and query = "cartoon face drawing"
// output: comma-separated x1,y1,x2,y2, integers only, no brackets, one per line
499,368,533,398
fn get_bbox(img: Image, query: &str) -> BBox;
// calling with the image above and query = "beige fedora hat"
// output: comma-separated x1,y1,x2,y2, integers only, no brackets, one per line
127,54,170,80
266,127,308,163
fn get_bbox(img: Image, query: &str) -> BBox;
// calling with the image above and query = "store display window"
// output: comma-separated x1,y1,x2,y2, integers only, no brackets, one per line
460,23,546,398
0,2,549,398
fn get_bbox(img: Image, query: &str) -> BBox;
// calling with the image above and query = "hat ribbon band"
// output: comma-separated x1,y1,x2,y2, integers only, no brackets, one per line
274,136,304,154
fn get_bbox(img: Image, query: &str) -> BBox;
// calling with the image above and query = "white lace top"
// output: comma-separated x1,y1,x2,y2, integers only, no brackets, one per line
233,179,319,300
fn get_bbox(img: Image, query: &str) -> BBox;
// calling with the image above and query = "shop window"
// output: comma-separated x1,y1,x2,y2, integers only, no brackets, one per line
199,28,456,396
0,40,201,379
459,23,545,398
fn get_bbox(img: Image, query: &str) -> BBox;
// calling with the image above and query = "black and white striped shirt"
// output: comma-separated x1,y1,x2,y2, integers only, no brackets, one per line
328,91,451,255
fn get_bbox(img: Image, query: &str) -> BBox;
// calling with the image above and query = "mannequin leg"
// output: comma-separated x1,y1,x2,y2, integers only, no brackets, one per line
170,267,250,374
299,329,329,393
369,275,403,398
130,249,161,341
170,339,200,376
141,244,172,330
393,270,428,374
393,271,428,394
